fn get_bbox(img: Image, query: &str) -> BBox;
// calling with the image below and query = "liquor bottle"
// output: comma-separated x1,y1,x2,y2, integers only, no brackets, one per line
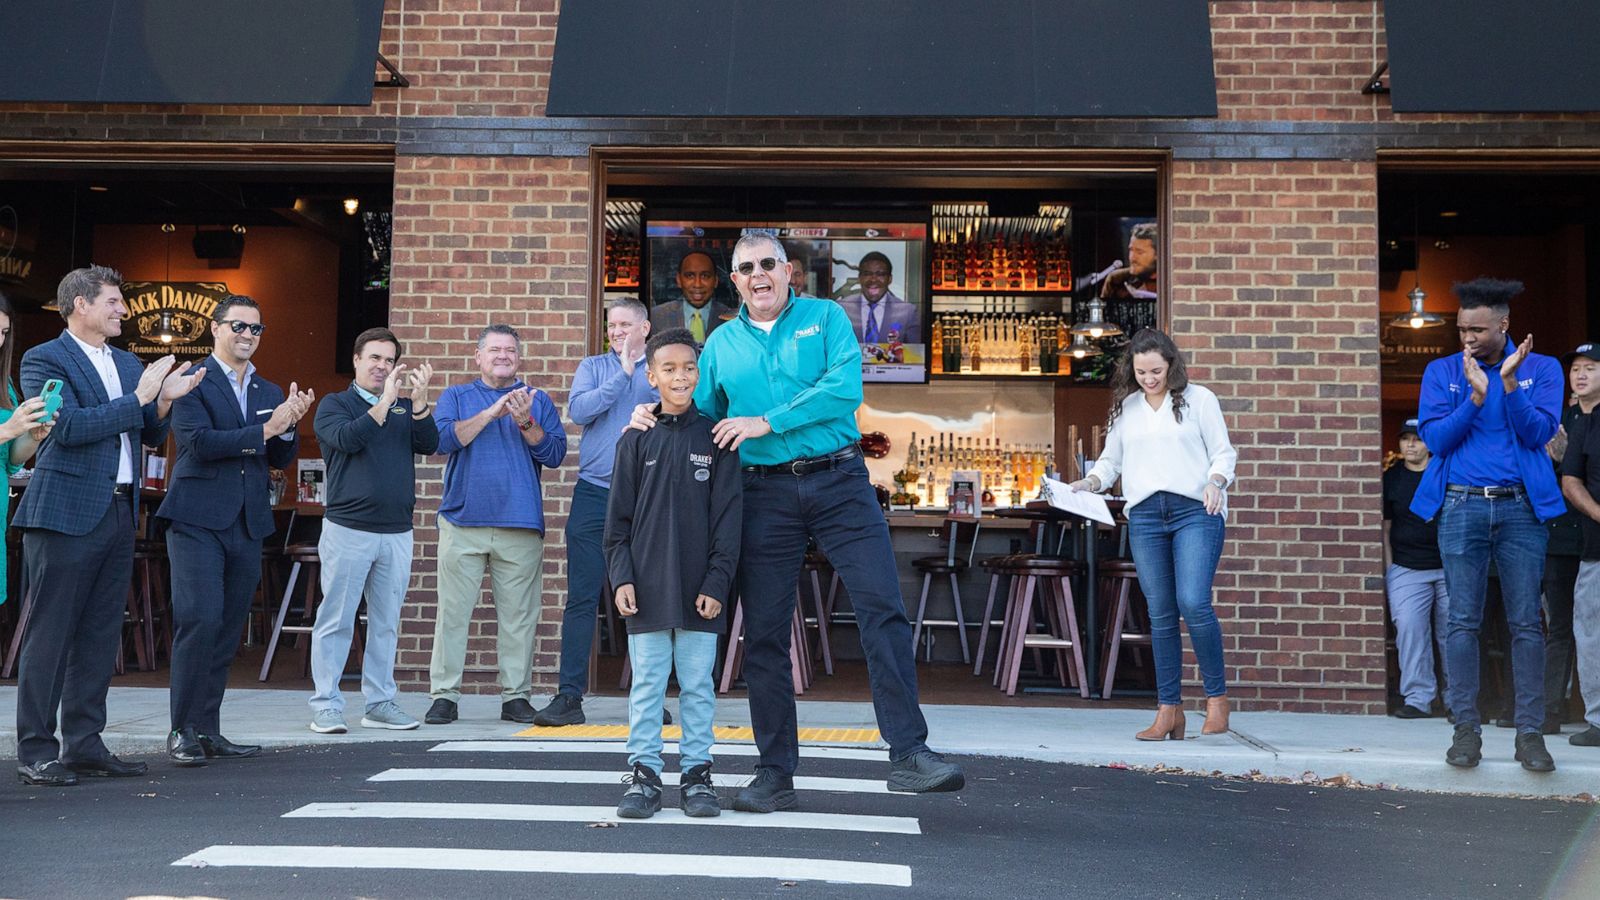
930,317,944,375
1018,320,1033,373
970,320,983,372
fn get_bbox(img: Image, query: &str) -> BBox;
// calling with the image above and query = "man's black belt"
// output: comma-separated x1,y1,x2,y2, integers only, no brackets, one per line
743,444,862,477
1446,483,1523,498
113,484,135,497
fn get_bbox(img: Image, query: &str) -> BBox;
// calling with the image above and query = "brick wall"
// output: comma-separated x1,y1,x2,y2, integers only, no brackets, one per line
386,153,590,691
1170,159,1385,712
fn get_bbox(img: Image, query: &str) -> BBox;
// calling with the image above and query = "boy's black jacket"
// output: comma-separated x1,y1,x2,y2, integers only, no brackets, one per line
603,403,741,634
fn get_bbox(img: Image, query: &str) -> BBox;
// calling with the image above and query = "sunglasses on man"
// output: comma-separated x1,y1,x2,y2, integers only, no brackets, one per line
218,320,266,336
733,257,783,277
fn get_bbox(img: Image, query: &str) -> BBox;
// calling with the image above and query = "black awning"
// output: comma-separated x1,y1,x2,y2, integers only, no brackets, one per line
548,0,1217,118
1385,0,1600,113
0,0,387,106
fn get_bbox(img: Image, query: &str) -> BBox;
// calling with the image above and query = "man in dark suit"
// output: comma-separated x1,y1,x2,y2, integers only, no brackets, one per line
156,294,313,766
837,252,922,344
649,251,736,343
13,265,203,786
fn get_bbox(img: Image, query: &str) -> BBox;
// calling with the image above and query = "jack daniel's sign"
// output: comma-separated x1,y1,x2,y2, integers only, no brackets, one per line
122,281,228,360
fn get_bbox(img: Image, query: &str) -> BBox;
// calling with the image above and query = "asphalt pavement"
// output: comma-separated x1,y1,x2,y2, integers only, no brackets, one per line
4,739,1597,899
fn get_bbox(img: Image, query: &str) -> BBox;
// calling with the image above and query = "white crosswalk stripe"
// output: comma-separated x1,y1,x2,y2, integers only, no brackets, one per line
172,845,913,887
370,766,894,794
169,739,925,888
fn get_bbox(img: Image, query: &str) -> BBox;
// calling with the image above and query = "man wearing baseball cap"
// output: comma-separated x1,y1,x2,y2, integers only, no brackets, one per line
1383,418,1449,719
1556,342,1600,748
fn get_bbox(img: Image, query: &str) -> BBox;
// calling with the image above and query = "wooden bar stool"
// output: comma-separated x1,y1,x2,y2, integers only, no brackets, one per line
800,551,837,675
1098,558,1151,699
910,518,979,664
717,595,811,696
995,557,1088,697
258,543,323,681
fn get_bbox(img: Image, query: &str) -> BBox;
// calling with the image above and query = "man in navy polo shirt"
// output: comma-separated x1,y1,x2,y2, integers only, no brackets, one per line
1412,278,1562,773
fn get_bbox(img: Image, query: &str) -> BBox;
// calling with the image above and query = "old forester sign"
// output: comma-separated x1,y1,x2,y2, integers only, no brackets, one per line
121,281,227,360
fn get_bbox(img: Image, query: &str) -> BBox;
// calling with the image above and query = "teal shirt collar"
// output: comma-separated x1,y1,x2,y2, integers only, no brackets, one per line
353,381,381,406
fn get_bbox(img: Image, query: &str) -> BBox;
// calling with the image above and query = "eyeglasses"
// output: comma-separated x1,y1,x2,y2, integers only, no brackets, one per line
219,320,265,336
733,257,782,277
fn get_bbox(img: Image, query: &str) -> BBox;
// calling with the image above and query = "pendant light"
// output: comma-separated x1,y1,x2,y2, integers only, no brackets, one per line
1390,191,1443,329
1070,295,1123,338
157,223,177,343
1068,332,1102,359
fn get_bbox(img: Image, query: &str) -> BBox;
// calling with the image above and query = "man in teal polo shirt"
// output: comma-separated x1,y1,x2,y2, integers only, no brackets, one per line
631,231,963,811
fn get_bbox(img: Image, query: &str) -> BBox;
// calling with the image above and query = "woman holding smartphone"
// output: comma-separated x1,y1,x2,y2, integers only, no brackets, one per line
0,289,55,605
1069,328,1238,740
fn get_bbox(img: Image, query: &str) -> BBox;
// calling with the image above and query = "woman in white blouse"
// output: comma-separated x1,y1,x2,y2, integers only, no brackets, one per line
1069,329,1238,741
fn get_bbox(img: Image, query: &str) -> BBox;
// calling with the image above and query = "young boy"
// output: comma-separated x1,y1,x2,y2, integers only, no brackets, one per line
604,328,741,818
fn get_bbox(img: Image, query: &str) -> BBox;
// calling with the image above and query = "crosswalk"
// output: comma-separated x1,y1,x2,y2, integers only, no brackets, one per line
170,737,933,889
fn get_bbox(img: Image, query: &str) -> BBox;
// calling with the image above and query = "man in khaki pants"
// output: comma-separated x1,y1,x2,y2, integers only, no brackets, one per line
424,324,568,724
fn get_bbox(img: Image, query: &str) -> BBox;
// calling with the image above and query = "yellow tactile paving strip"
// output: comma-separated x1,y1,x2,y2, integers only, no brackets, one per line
513,724,882,743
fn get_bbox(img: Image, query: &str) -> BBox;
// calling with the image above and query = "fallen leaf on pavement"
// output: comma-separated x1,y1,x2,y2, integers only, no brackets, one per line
587,822,618,829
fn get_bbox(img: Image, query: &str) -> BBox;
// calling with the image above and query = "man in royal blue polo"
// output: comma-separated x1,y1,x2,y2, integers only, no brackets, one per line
1412,277,1562,773
631,232,963,810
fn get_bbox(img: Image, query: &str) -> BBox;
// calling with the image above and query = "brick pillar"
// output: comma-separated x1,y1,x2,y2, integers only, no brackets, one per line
1168,159,1386,712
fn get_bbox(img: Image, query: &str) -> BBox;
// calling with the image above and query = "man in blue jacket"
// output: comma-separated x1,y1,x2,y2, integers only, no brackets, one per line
157,294,312,765
1412,277,1562,773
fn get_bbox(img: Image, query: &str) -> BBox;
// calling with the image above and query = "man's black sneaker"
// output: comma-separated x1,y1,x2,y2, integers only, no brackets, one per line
1514,733,1556,772
425,699,457,725
888,749,965,793
1445,725,1483,768
532,694,585,727
1569,726,1600,747
1392,705,1431,720
1542,715,1563,736
732,768,798,814
680,763,721,818
617,763,663,819
501,699,537,723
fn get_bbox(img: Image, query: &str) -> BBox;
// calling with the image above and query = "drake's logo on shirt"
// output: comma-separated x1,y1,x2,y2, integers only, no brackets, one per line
1520,378,1534,390
794,325,820,338
690,451,712,481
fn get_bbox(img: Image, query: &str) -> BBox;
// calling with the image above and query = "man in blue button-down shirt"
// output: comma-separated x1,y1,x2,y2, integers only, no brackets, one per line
534,298,657,727
631,232,964,809
1413,277,1562,773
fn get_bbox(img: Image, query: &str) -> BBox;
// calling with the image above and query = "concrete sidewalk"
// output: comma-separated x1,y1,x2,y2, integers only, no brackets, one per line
1,686,1594,801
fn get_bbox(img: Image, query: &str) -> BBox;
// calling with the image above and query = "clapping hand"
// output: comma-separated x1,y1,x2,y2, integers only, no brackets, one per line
380,364,408,406
1501,333,1534,389
134,355,178,405
405,362,434,406
1462,347,1489,403
505,386,536,429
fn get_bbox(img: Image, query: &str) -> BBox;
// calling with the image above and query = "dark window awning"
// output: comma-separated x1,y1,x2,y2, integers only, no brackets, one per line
548,0,1217,118
0,0,387,106
1385,0,1600,113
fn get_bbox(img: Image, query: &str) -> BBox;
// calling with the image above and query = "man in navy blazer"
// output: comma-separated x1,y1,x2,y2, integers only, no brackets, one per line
156,294,312,766
837,252,922,344
13,265,203,787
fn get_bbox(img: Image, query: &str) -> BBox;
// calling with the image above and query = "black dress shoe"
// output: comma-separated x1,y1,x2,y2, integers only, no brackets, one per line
17,760,79,787
501,698,537,723
167,728,207,767
1392,705,1431,720
198,733,262,759
61,754,147,778
1514,733,1556,773
532,694,584,726
426,698,459,725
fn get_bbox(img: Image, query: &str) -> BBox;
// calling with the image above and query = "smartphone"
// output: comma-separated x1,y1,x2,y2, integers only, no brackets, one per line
39,379,62,424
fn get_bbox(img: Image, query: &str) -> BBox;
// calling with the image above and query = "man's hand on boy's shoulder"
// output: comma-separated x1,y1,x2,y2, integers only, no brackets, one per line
626,403,657,433
695,594,722,620
614,584,638,617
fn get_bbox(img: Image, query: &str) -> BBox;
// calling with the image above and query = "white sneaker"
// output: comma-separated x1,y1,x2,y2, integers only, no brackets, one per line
309,709,348,734
360,700,420,730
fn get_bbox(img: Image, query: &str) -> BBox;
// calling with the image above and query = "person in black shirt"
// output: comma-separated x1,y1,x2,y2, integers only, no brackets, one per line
1557,367,1600,748
1383,418,1449,719
1541,344,1600,735
605,328,741,818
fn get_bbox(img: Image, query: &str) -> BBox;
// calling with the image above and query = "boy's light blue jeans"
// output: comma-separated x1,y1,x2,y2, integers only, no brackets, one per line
627,628,719,774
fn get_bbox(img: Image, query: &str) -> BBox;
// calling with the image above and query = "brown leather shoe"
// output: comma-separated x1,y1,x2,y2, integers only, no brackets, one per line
1202,695,1231,735
1135,704,1186,741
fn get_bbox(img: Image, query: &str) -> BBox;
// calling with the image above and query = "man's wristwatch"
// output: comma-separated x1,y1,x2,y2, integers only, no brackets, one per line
518,417,536,432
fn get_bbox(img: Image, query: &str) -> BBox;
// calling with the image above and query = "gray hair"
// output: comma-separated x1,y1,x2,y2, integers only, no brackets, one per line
477,323,520,350
732,231,787,266
607,296,647,321
56,264,123,322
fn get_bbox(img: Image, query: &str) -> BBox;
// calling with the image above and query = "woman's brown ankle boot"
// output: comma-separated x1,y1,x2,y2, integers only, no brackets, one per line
1202,695,1231,735
1135,703,1186,741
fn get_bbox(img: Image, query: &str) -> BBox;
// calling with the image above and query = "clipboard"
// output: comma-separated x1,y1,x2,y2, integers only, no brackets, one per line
1038,475,1116,526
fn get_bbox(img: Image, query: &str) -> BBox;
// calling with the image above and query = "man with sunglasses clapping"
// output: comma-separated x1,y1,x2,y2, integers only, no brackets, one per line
157,295,313,766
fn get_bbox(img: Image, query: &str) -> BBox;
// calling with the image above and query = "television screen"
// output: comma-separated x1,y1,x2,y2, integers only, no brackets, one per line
645,219,928,384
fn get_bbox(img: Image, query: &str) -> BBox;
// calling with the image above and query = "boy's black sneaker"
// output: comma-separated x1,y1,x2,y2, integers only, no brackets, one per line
1445,724,1482,768
888,750,965,793
532,694,585,727
732,768,798,814
1514,733,1556,773
424,699,457,725
617,764,663,819
680,763,721,818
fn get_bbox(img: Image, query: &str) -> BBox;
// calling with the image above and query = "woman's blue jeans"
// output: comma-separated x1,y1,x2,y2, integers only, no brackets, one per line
1127,491,1228,704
